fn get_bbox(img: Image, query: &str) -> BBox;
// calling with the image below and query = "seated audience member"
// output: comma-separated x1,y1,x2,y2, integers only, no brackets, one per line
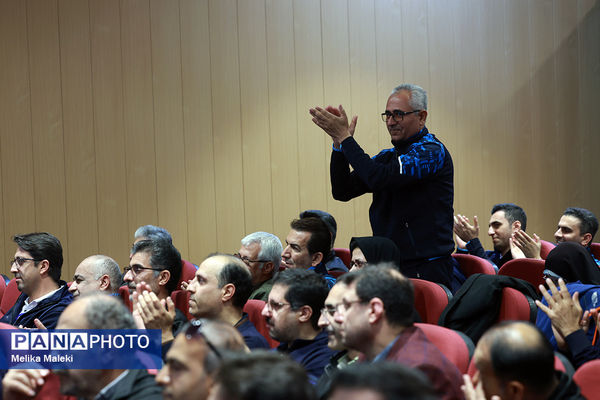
68,255,122,298
335,265,463,400
0,232,72,329
299,210,348,273
328,362,438,400
555,207,600,266
262,269,335,384
186,254,269,349
454,203,538,269
545,242,600,285
156,319,248,400
348,236,402,272
464,321,584,400
236,231,282,302
2,294,162,400
126,238,186,343
133,224,198,271
209,351,316,400
282,217,336,288
316,280,360,399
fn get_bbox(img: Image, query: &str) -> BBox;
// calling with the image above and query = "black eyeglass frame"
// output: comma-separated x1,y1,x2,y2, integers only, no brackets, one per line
123,265,166,275
381,109,421,122
184,319,223,360
10,257,41,267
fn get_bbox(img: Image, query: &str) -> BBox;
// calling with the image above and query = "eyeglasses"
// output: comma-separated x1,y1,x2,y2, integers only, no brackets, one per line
350,259,368,269
233,253,270,266
321,299,364,318
10,257,40,267
123,265,165,275
266,300,292,313
184,319,222,359
381,109,421,122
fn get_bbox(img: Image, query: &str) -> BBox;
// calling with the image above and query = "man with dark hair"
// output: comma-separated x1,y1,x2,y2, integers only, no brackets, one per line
156,319,248,400
334,265,463,400
3,294,162,399
125,238,187,344
455,203,536,269
186,254,269,349
555,207,600,266
210,351,316,400
237,231,282,302
328,362,438,400
464,321,584,400
310,84,455,288
68,255,122,298
1,232,72,329
299,210,348,273
261,268,335,384
281,217,336,288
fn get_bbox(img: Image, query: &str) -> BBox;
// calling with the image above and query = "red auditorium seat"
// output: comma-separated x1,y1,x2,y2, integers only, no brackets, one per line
118,286,133,311
171,289,193,321
573,359,600,400
590,243,600,260
243,299,279,348
178,259,197,290
498,258,545,292
410,278,452,325
0,279,22,317
497,287,537,323
540,240,556,260
333,248,351,269
415,322,473,374
452,253,496,277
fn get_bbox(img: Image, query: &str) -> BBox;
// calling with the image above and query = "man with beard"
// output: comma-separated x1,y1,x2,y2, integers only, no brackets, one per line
68,255,122,299
0,232,72,329
261,268,334,384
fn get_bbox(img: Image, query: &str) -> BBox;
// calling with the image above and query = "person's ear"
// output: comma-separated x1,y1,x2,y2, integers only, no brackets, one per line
158,270,171,287
368,298,385,324
582,233,593,247
221,283,236,303
311,252,324,267
99,274,111,290
297,305,313,324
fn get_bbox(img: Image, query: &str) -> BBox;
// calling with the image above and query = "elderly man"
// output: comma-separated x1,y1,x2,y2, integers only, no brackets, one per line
2,294,162,400
186,254,269,349
310,84,454,287
334,265,463,400
1,232,72,329
261,268,335,384
464,321,584,400
236,231,282,301
555,207,599,265
68,255,122,298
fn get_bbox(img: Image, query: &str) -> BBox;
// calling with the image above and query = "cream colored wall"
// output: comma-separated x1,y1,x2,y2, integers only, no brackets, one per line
0,0,598,279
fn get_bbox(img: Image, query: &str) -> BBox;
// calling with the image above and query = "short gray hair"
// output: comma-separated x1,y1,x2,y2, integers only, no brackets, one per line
89,255,122,294
241,232,282,269
391,84,427,111
134,225,173,243
83,294,136,329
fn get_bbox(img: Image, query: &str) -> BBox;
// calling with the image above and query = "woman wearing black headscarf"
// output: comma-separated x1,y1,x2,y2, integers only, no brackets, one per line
545,241,600,285
348,236,402,271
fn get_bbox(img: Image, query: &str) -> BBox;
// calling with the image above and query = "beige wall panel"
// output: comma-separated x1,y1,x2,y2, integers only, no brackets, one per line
89,0,129,267
209,0,245,252
26,0,69,268
148,0,189,256
293,0,328,213
347,0,380,240
265,0,300,241
179,0,217,262
121,0,159,238
320,0,356,247
400,0,430,88
237,0,275,235
0,0,37,276
58,0,99,276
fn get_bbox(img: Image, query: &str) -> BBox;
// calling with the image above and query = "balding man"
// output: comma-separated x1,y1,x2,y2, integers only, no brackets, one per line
464,321,584,400
68,255,122,298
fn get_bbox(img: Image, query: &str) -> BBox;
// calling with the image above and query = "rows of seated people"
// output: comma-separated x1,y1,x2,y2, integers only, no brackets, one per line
0,205,599,400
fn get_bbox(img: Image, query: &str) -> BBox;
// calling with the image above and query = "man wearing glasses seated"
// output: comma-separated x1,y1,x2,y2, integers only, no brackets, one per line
1,232,72,329
236,231,282,302
310,84,454,288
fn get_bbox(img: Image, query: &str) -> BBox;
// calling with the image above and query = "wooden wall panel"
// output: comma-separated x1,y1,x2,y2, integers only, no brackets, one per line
149,0,189,256
121,0,158,244
0,0,37,265
180,0,216,262
209,0,245,252
400,1,430,88
89,0,129,267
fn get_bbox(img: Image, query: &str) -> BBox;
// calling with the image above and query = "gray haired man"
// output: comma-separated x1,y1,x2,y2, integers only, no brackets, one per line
236,231,282,301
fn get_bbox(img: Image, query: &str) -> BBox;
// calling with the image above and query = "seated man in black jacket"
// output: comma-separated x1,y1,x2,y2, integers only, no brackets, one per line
0,232,72,329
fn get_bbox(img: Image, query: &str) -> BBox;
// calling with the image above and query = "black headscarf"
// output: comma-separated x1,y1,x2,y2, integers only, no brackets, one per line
545,242,600,285
349,236,403,270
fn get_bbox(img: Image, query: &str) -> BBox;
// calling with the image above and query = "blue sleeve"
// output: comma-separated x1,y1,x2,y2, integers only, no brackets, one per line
398,141,445,178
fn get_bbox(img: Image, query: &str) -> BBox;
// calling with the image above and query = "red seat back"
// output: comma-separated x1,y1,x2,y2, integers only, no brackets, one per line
178,259,197,290
118,286,133,311
171,289,193,321
243,299,279,348
590,243,600,260
498,258,545,292
0,278,7,317
0,279,22,316
415,322,473,374
573,359,600,399
333,248,351,268
497,287,537,323
452,253,496,277
410,278,452,325
540,240,556,260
